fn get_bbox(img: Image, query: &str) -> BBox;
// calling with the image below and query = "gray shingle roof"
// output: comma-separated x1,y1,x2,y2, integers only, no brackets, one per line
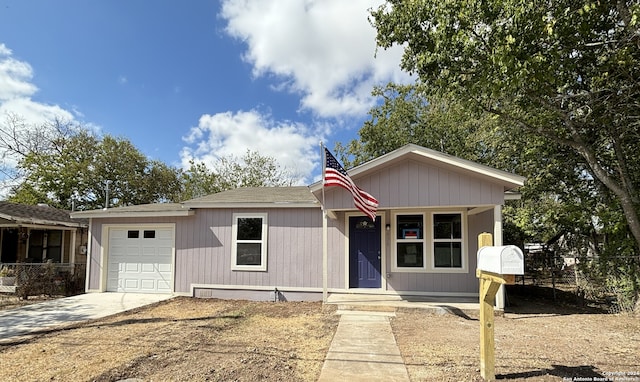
184,186,318,205
69,187,319,218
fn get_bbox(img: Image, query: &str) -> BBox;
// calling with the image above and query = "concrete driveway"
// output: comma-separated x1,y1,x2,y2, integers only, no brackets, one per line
0,293,173,342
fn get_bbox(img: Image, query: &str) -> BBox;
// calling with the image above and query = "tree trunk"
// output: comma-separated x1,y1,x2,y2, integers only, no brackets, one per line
575,142,640,260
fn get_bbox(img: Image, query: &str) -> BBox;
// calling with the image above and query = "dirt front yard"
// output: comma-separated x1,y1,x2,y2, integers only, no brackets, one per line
1,294,639,381
0,297,339,382
393,295,640,381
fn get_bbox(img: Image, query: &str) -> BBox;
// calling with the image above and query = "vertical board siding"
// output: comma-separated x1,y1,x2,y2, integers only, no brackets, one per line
176,208,323,293
324,159,505,210
328,213,346,289
88,210,323,294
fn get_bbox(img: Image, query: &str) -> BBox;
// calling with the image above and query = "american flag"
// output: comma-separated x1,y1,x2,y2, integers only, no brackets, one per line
324,148,378,221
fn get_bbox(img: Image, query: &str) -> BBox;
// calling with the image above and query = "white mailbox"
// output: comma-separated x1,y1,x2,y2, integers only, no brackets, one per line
477,245,524,275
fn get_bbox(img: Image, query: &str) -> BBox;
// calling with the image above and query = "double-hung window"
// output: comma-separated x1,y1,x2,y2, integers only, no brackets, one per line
393,214,426,271
232,213,268,271
432,213,463,269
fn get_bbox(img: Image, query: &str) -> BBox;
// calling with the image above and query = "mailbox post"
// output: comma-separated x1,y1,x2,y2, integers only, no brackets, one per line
476,234,524,381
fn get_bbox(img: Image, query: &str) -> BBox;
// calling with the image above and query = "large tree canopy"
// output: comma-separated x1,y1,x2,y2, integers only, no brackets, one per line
2,115,298,208
180,150,294,201
371,0,640,254
336,83,502,168
10,129,182,210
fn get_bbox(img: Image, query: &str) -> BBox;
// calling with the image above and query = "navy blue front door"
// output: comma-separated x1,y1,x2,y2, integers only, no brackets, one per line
349,216,381,288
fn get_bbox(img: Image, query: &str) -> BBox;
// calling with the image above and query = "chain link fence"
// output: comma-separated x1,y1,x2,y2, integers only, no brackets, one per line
0,262,86,299
515,248,640,314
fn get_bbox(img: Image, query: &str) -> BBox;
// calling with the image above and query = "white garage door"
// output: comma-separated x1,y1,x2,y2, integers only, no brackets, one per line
107,226,174,293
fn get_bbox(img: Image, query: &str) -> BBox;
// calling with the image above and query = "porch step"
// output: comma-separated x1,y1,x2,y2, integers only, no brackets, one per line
335,302,481,317
326,293,482,318
336,304,397,313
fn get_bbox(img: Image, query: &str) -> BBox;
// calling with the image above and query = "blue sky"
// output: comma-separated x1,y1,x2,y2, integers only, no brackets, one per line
0,0,409,191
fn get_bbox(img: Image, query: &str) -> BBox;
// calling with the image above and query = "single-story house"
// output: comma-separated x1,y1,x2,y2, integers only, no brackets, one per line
71,144,525,306
0,202,88,265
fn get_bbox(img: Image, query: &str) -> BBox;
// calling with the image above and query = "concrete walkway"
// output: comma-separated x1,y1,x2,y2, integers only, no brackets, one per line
318,310,409,382
0,293,173,343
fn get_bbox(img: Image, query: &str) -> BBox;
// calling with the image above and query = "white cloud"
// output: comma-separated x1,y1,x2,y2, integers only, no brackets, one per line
0,43,79,194
181,110,322,184
220,0,410,119
0,44,38,101
0,43,74,125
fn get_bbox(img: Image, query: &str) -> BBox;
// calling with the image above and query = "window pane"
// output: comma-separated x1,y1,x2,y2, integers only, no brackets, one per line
397,215,423,239
30,231,44,245
434,242,462,268
237,218,263,240
47,231,62,246
434,214,461,239
396,243,424,267
236,243,262,266
143,230,156,239
47,247,62,263
127,230,139,239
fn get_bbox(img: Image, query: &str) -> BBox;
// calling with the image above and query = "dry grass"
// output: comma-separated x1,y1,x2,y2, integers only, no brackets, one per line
392,296,640,381
2,293,639,381
0,297,339,382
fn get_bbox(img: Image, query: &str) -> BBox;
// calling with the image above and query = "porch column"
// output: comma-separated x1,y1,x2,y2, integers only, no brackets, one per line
494,205,506,309
322,211,328,303
70,229,77,265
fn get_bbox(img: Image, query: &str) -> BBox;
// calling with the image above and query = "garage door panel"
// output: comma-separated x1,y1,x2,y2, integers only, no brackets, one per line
157,263,171,272
106,226,174,293
140,279,156,290
125,263,141,273
123,278,139,289
141,263,157,273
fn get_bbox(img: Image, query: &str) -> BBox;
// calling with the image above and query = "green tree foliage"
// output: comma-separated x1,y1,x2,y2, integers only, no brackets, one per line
179,150,295,201
0,114,78,190
9,129,182,210
340,83,597,251
371,0,640,256
3,117,296,208
180,160,218,201
336,83,502,168
214,149,294,191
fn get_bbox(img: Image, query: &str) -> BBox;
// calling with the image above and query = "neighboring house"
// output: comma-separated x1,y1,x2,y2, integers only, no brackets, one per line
0,202,88,265
71,144,525,304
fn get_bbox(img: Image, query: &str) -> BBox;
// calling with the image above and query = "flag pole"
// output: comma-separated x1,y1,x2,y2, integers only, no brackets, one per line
321,141,328,303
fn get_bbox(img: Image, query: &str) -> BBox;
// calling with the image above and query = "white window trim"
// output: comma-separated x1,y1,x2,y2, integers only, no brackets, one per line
391,212,427,273
428,211,468,273
231,212,268,272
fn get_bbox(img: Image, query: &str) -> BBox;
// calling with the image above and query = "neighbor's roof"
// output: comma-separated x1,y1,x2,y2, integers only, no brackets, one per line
183,186,319,208
310,144,526,192
0,201,87,228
